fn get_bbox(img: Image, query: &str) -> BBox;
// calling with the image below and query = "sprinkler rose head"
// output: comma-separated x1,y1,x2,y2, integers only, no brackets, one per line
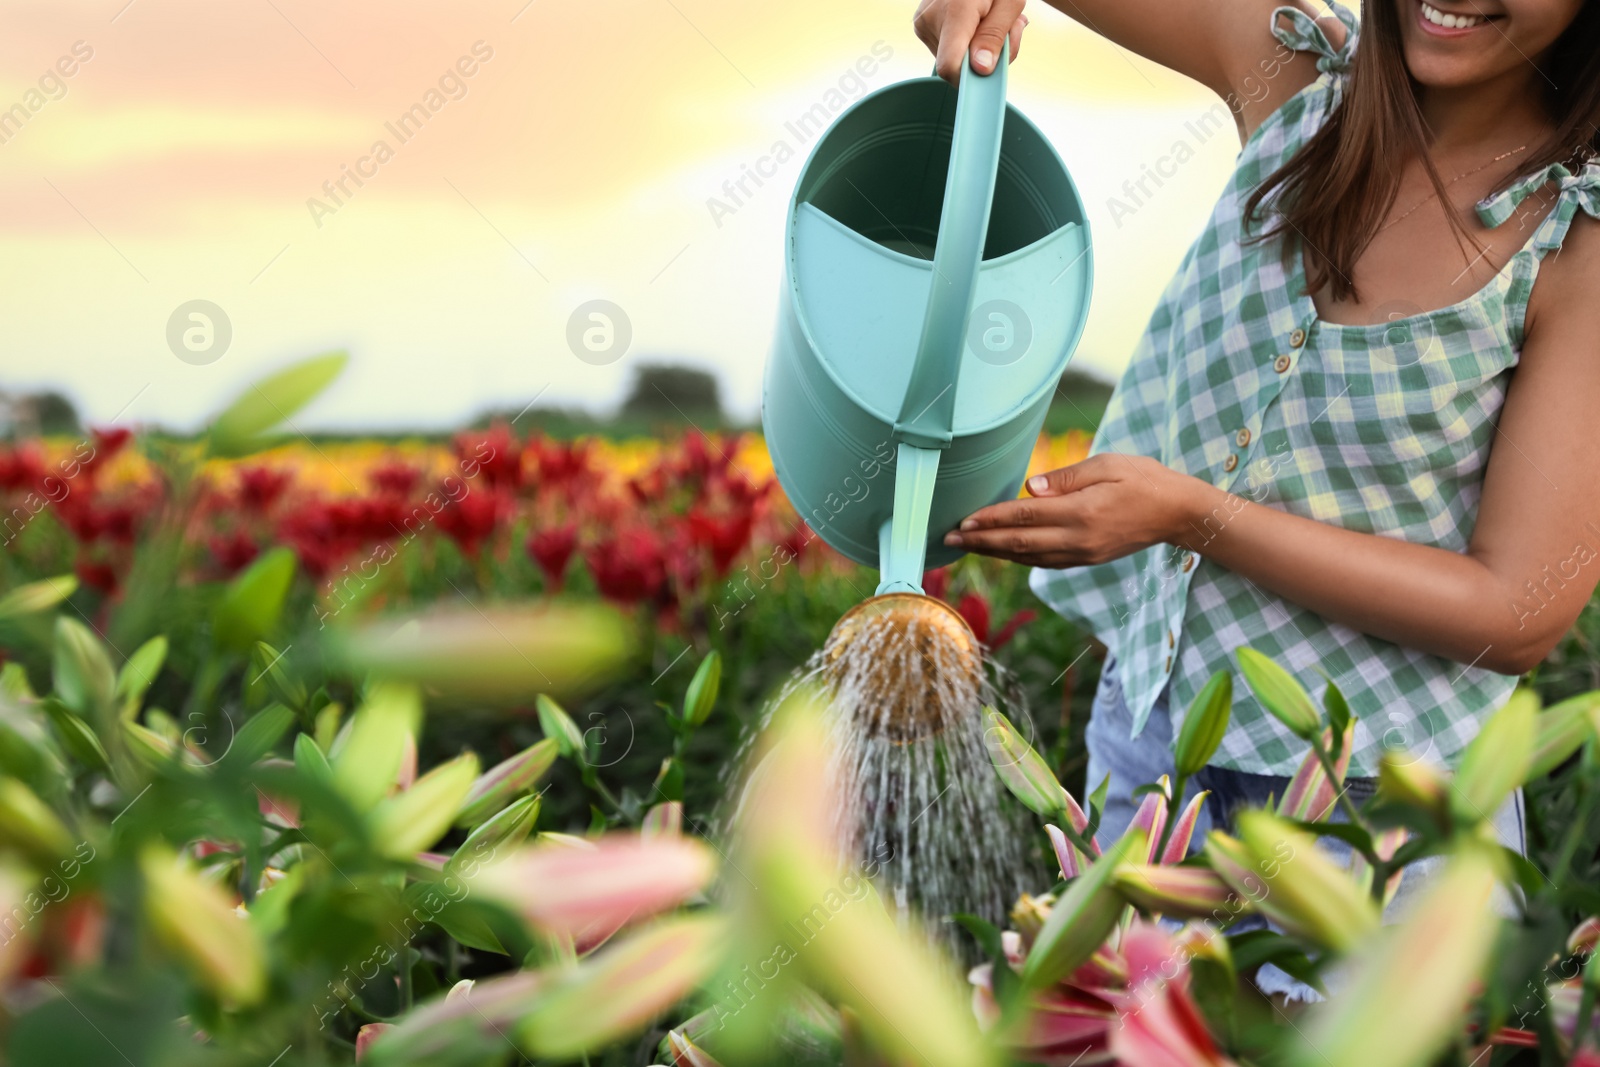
822,593,983,743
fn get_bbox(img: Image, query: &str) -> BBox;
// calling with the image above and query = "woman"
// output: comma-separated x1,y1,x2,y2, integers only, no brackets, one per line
918,0,1600,996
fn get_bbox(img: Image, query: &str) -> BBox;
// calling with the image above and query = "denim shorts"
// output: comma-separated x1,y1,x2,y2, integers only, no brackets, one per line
1085,654,1525,1001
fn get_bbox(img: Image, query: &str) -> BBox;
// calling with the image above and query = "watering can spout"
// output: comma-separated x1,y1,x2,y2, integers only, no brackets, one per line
876,443,942,595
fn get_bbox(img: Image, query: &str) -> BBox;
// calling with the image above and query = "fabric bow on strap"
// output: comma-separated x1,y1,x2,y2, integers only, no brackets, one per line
1270,3,1360,74
1476,160,1600,254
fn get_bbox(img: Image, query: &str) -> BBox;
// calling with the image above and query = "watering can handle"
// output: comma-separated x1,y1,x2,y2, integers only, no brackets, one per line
893,43,1010,450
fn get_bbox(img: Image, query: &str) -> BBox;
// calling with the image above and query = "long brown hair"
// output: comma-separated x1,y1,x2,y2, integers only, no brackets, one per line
1244,0,1600,302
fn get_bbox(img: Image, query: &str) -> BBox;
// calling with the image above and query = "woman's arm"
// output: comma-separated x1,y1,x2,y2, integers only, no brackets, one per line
946,218,1600,677
911,0,1342,142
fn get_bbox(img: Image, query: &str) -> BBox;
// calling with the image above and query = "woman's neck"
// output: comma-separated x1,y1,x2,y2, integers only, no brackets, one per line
1416,68,1553,157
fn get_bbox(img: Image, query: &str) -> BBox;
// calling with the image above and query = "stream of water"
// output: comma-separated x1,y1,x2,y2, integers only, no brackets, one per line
727,603,1041,955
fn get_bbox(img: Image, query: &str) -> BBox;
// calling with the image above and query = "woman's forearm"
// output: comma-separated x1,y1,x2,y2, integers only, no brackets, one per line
1172,478,1542,674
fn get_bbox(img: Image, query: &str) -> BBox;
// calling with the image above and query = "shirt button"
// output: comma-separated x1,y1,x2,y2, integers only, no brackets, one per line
1164,654,1172,673
1235,428,1251,447
1223,453,1238,472
1181,553,1195,572
1167,630,1175,649
1273,354,1292,373
1290,328,1307,347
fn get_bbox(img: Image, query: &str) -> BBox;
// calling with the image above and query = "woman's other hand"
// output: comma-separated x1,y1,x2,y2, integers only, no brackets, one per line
912,0,1028,83
943,454,1212,567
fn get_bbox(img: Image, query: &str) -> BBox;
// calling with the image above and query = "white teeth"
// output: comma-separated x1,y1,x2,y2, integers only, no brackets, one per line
1420,1,1487,28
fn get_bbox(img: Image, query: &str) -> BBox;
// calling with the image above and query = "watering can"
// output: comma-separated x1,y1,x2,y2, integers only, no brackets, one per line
761,44,1092,725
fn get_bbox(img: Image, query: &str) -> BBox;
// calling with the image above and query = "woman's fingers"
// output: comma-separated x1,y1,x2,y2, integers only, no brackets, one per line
957,496,1056,532
1009,14,1028,62
945,522,1066,553
1026,454,1122,497
970,0,1026,73
931,2,982,83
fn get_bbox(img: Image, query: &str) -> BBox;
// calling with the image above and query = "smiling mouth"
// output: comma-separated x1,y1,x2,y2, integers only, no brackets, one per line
1418,0,1499,33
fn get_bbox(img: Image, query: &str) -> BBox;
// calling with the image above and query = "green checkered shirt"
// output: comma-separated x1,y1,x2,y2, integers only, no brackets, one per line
1031,3,1600,776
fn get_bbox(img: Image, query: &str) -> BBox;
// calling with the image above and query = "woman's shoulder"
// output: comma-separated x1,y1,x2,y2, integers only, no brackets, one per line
1526,209,1600,341
1227,1,1358,149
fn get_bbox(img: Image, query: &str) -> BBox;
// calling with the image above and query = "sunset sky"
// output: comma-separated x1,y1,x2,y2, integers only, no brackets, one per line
0,0,1241,431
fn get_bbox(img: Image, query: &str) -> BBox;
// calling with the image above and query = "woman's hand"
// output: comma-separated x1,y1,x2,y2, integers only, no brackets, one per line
943,453,1209,567
912,0,1028,84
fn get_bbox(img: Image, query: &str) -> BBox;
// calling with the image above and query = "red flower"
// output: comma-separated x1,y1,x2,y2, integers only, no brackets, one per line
777,521,813,563
703,470,770,513
687,508,754,577
956,592,991,643
57,499,103,543
527,523,579,592
208,529,260,577
923,567,951,601
75,559,119,596
97,504,140,546
369,460,420,498
434,490,501,557
236,466,293,515
528,436,593,489
956,591,1036,651
89,427,132,465
991,610,1038,651
0,446,46,491
277,500,356,580
456,424,523,490
584,528,668,604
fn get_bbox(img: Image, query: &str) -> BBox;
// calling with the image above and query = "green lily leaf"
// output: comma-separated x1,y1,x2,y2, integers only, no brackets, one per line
207,351,348,458
114,635,168,719
213,548,297,655
52,617,116,724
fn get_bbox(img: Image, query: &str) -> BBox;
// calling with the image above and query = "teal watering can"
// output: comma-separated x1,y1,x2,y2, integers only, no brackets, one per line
763,44,1093,617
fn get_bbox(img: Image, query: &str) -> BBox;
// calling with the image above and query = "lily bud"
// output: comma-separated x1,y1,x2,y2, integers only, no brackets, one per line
332,682,420,813
370,752,480,860
1009,892,1055,946
356,1023,392,1062
1231,810,1378,954
476,833,716,939
518,915,728,1059
1566,916,1600,956
1293,844,1499,1067
455,739,559,828
252,641,306,711
536,694,588,763
1453,690,1536,823
1044,824,1082,879
0,575,77,620
1235,648,1321,740
983,708,1068,819
0,778,74,866
139,844,266,1006
1279,721,1356,822
642,802,683,839
1377,750,1451,831
451,794,541,874
667,1029,727,1067
1129,779,1170,863
1113,864,1236,918
682,652,721,728
1161,792,1210,863
1174,671,1232,777
1528,692,1600,779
